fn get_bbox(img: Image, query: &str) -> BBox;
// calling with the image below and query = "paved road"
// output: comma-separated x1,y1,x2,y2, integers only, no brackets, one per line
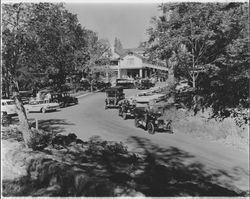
27,88,249,193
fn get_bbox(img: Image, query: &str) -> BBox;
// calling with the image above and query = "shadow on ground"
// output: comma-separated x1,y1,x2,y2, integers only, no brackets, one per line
126,136,246,196
30,119,75,134
2,134,248,197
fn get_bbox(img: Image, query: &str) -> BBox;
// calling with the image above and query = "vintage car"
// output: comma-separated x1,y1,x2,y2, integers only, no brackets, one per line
136,79,154,90
1,99,18,116
116,78,135,89
105,86,125,109
25,100,60,113
76,80,91,92
118,99,136,120
19,90,34,105
134,105,173,134
51,92,78,108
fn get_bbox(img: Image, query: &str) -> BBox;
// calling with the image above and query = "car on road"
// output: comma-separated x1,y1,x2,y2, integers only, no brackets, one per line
134,105,173,134
1,99,18,116
118,99,136,120
116,78,135,89
25,100,60,113
51,92,78,108
105,86,125,109
135,79,154,90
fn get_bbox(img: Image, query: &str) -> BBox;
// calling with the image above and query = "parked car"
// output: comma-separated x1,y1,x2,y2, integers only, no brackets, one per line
76,80,91,92
116,79,135,89
1,111,12,126
105,86,125,109
19,90,33,104
136,79,154,90
134,105,173,134
118,99,136,120
51,92,78,108
93,81,111,91
1,99,18,116
25,100,60,113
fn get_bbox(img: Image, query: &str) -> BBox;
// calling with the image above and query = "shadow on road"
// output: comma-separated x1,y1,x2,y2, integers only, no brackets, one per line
32,119,75,134
2,134,247,197
124,136,245,196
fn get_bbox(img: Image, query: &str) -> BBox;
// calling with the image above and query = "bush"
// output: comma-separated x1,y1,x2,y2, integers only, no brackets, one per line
27,129,53,151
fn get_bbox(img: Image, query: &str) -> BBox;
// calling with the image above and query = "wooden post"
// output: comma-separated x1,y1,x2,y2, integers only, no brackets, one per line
36,119,38,129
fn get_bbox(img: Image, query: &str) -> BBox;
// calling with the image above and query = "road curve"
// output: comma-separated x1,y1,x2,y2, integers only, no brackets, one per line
27,89,249,193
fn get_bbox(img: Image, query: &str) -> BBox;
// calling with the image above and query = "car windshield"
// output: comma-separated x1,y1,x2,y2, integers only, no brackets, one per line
30,101,38,105
6,101,15,105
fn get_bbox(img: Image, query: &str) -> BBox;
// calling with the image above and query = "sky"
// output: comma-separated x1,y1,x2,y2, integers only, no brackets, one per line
64,3,159,49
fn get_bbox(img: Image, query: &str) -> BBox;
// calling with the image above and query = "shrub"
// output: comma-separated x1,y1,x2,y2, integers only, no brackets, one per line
27,129,53,151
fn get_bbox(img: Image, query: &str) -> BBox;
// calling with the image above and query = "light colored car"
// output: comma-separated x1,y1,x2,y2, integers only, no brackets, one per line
25,100,60,113
1,99,18,116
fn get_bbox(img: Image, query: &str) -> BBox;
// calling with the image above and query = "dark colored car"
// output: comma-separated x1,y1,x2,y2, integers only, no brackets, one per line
105,86,125,109
19,90,33,104
76,80,91,92
134,106,173,134
1,111,12,126
116,79,135,89
118,100,136,120
94,81,111,91
51,92,78,108
136,79,154,90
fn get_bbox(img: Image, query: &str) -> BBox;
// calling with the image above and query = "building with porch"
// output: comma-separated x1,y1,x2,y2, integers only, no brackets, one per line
92,47,169,81
117,51,168,79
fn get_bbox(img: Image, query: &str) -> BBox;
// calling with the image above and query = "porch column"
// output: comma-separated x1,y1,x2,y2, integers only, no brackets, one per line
118,69,121,78
106,71,109,82
139,69,143,78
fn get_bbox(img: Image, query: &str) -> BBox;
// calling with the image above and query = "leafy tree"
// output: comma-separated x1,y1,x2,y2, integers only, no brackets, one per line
1,2,100,146
114,37,124,54
146,2,249,124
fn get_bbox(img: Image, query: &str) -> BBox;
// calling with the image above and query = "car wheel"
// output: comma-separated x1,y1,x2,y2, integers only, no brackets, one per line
135,118,140,128
122,113,127,120
147,122,155,134
167,121,173,133
41,107,46,113
118,109,122,116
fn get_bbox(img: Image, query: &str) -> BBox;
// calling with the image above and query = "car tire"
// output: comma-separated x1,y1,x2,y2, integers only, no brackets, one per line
41,108,46,113
167,121,173,134
122,113,127,120
118,109,122,116
147,122,155,134
135,118,140,128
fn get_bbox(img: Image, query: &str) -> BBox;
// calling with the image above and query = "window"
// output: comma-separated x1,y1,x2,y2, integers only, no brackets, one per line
6,101,15,105
127,58,134,65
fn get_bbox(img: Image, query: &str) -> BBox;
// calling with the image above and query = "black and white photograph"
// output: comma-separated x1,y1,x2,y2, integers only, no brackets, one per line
1,0,249,197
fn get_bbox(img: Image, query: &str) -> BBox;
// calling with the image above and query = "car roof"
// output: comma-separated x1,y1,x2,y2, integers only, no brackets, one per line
1,99,15,102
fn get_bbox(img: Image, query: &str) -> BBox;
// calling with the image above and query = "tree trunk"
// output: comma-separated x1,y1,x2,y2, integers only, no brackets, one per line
12,90,33,147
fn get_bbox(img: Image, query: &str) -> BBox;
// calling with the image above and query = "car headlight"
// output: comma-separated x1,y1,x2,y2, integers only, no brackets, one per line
155,120,158,124
128,110,130,112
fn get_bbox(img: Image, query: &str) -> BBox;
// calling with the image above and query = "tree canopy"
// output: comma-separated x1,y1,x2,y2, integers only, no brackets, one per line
2,3,110,94
146,2,249,124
